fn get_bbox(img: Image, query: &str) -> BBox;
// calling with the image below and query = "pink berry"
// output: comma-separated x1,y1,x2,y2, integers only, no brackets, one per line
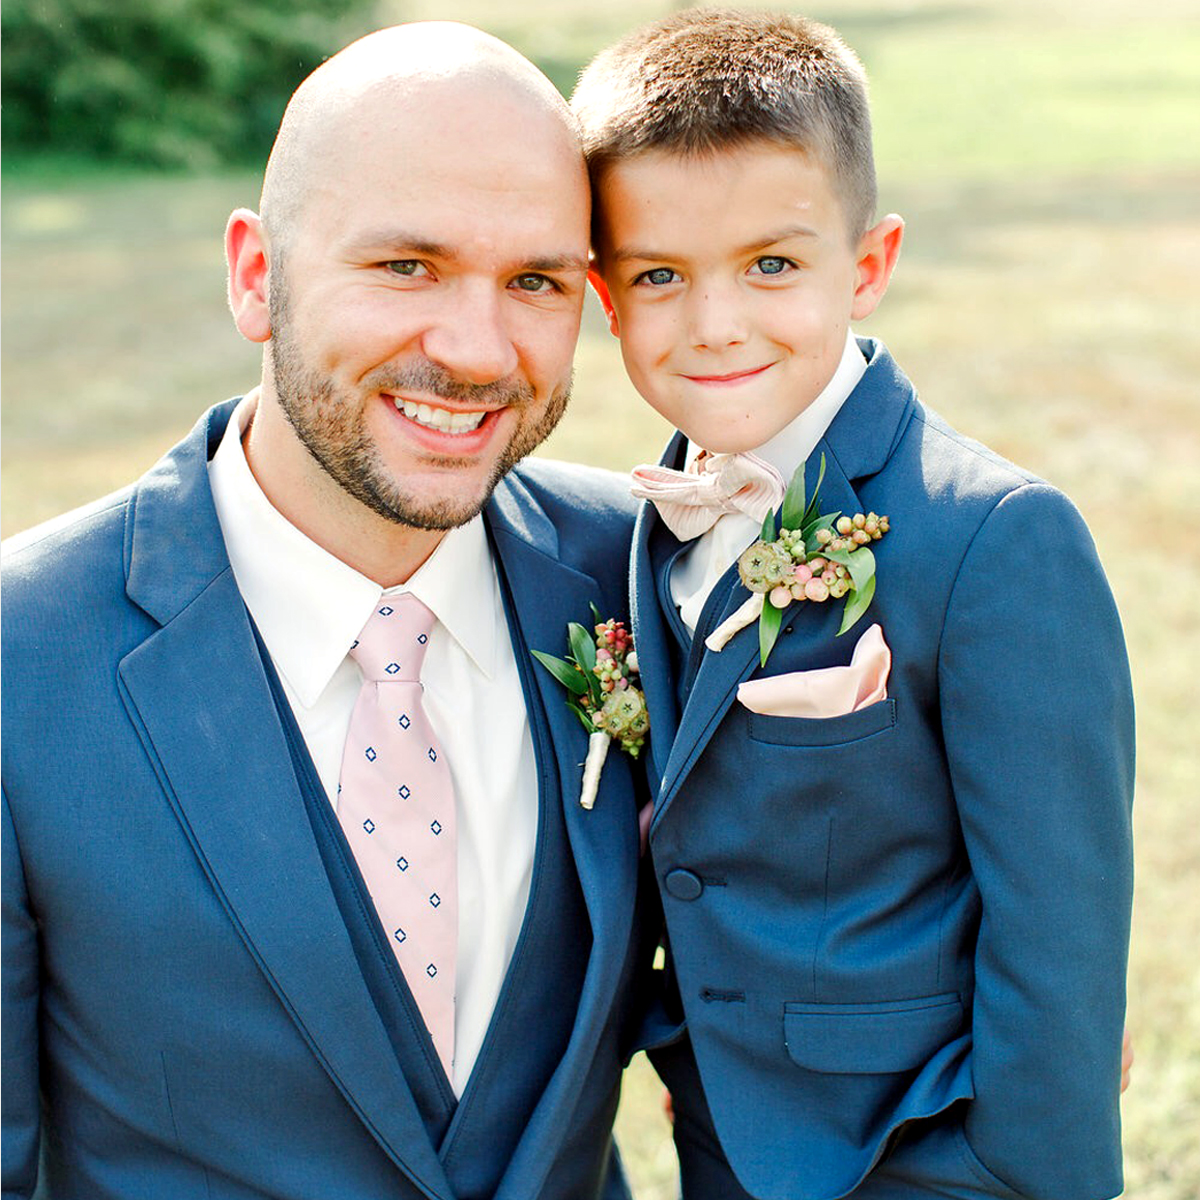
805,578,830,602
793,563,813,584
769,585,793,609
790,583,808,601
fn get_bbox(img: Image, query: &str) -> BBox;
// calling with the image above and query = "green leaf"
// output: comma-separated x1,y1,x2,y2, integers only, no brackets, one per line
532,650,589,695
568,622,597,671
589,601,602,626
567,621,603,705
780,461,806,530
842,545,877,594
803,513,841,553
801,453,827,525
761,508,778,543
838,573,876,636
759,599,784,666
566,700,599,734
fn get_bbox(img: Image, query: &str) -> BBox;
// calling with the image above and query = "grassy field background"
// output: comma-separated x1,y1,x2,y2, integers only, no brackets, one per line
3,1,1197,1196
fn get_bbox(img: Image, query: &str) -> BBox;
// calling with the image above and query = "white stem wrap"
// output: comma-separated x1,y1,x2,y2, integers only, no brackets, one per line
705,592,765,652
580,730,612,810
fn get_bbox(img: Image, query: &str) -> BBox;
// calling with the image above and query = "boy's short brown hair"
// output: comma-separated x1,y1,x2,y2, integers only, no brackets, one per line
572,8,877,239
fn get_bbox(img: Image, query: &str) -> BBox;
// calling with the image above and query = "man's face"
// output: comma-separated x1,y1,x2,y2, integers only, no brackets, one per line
264,93,590,531
591,143,870,455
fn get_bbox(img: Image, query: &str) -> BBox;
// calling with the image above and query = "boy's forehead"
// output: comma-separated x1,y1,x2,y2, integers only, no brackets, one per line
594,142,850,249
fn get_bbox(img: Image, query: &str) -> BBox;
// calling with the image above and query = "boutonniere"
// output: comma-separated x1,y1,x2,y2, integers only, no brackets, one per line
533,607,649,809
719,454,890,666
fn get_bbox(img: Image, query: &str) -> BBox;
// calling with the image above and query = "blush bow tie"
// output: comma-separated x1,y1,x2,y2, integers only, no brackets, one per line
630,451,786,541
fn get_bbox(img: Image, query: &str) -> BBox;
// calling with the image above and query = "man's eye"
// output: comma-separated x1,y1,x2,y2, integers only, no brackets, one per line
386,260,429,277
750,256,794,277
635,267,680,287
512,274,554,293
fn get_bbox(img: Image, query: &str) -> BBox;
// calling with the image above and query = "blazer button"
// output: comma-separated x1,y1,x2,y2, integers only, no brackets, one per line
664,868,704,901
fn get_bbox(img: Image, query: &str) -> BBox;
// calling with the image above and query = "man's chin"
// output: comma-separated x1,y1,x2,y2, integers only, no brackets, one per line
363,468,505,533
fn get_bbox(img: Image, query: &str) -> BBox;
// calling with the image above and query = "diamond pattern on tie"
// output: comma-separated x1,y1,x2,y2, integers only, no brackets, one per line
336,594,457,1077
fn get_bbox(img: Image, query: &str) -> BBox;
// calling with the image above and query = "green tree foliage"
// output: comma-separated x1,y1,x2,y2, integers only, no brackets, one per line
1,0,377,168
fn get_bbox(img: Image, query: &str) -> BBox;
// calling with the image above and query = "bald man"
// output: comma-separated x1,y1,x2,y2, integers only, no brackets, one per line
2,25,649,1200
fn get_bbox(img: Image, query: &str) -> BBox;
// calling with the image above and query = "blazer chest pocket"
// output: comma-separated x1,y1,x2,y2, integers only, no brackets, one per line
783,992,963,1074
748,698,896,748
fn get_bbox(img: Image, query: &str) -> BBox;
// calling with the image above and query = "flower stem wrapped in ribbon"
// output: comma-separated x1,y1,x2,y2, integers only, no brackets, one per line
532,606,649,809
732,454,891,666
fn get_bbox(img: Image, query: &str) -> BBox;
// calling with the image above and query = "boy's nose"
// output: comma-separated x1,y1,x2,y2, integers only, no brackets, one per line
687,286,748,351
421,284,519,385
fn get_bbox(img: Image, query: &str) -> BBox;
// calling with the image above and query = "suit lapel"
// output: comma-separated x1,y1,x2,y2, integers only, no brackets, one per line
483,475,639,1195
631,485,683,792
486,475,638,960
654,341,917,827
118,406,453,1200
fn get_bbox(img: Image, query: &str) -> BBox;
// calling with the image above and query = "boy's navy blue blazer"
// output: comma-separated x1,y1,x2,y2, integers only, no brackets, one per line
1,400,650,1200
632,339,1135,1200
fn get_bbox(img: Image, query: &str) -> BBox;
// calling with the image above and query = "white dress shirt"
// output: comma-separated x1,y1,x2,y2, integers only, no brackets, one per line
208,392,537,1095
670,330,868,633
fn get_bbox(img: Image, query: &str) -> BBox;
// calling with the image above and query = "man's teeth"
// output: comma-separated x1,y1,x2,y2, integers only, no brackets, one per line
397,399,488,433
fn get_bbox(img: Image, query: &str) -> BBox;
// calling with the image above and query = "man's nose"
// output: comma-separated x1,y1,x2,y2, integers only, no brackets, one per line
422,283,520,386
687,283,748,351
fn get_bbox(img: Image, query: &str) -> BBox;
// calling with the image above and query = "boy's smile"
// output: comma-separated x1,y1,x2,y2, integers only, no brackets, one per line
590,143,901,454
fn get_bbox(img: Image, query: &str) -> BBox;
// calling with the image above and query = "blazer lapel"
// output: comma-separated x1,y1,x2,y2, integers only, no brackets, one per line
631,489,683,793
486,475,639,957
118,407,453,1200
654,340,917,828
484,475,640,1195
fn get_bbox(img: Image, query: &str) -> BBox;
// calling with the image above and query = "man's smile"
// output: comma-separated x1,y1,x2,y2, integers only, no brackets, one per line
391,396,492,434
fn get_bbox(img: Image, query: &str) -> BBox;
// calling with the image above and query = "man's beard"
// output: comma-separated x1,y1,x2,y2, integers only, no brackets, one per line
266,279,571,531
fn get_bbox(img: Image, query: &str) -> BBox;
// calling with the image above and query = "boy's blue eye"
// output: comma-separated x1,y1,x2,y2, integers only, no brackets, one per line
637,267,680,287
752,256,792,276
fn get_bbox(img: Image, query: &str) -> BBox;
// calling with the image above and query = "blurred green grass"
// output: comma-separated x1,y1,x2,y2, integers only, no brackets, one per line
3,2,1198,1197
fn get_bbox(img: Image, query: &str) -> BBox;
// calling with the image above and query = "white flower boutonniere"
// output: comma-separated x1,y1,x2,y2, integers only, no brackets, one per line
724,455,891,666
533,607,649,809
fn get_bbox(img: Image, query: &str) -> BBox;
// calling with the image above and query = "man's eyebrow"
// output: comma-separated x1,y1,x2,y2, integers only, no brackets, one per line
344,232,454,258
522,254,590,274
343,234,587,274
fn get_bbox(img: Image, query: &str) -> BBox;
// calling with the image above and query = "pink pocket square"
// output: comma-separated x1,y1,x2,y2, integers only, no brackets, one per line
737,623,890,718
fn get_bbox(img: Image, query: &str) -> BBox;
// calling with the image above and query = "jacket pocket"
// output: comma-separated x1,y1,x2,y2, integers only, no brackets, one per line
748,697,896,748
783,992,964,1074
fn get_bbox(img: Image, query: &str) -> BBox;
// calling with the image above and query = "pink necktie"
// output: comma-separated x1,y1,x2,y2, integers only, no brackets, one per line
336,595,457,1077
630,451,786,540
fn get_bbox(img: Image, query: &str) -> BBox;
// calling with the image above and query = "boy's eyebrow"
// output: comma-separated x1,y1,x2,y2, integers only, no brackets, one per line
610,224,821,264
342,231,588,273
741,225,821,252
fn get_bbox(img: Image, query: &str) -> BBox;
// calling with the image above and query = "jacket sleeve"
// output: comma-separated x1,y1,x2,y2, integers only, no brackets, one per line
2,785,40,1198
937,483,1134,1199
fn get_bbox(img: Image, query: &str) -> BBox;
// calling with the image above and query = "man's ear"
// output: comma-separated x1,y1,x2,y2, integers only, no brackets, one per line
587,267,621,338
851,214,904,321
226,209,272,344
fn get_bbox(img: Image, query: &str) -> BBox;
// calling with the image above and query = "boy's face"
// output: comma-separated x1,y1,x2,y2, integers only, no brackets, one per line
590,143,901,454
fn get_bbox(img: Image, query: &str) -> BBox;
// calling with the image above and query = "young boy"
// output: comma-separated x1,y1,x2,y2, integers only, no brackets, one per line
574,10,1134,1200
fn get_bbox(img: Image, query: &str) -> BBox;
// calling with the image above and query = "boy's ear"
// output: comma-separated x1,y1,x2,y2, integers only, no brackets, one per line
850,214,904,321
226,208,272,344
587,267,621,338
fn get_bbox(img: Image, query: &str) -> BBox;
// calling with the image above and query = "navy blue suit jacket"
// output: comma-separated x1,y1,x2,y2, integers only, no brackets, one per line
633,342,1135,1200
2,401,648,1200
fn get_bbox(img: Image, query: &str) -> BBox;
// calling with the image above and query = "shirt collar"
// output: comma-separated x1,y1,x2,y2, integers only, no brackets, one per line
208,391,496,709
685,328,867,479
